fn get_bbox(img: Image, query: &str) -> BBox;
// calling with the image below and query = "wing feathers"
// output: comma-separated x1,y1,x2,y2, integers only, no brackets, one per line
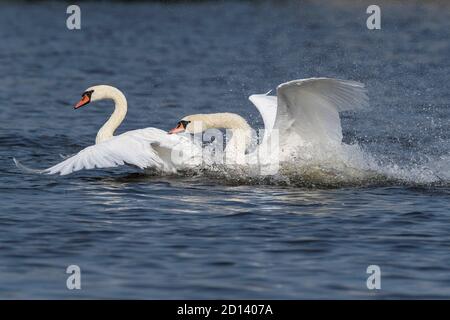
44,128,197,175
275,78,368,146
250,77,369,151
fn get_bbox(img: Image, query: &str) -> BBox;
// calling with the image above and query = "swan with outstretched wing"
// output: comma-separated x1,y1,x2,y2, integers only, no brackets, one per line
15,78,368,176
14,85,202,175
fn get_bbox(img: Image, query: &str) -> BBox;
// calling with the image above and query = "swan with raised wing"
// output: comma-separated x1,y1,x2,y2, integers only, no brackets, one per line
14,85,203,175
169,78,369,164
15,78,368,175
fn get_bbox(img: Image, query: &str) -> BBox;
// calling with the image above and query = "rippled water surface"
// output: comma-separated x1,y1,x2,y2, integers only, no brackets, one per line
0,0,449,298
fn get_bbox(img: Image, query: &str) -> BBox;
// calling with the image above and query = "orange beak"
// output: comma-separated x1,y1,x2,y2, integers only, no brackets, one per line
74,95,91,109
168,124,185,134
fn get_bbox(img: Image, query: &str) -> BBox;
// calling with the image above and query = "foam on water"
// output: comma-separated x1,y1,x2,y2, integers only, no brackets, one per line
152,140,450,188
12,129,449,188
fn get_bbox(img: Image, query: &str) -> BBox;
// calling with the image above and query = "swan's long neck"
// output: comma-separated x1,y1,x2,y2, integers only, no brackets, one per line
95,89,127,144
202,113,252,160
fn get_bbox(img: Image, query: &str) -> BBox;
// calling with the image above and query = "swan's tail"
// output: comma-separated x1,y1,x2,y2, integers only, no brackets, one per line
13,158,46,174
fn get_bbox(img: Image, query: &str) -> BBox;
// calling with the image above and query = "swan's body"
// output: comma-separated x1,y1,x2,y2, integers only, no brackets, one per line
44,128,201,175
42,85,202,175
171,77,368,167
16,78,368,176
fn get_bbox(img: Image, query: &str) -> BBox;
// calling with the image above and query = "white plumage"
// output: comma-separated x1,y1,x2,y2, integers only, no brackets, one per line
45,128,201,175
15,78,369,176
249,78,368,158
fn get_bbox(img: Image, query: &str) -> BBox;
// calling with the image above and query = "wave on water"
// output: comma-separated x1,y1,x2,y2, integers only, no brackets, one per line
148,143,450,188
9,132,449,188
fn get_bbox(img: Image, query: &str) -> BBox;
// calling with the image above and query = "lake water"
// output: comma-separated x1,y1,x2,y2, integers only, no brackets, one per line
0,0,449,299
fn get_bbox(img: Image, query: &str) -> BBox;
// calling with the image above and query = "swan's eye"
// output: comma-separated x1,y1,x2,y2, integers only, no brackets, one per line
82,90,94,98
179,120,190,129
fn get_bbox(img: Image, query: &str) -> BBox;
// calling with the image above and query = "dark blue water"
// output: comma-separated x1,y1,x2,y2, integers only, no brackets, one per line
1,0,449,298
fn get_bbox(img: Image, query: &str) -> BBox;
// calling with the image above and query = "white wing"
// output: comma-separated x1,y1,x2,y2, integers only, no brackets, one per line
275,78,368,146
248,93,277,144
45,128,201,175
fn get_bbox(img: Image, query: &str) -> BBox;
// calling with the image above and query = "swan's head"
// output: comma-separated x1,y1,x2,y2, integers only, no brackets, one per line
74,85,123,109
169,113,252,135
168,114,207,134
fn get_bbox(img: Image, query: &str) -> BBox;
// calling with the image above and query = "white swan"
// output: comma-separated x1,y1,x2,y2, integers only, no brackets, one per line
169,112,253,165
169,78,368,163
15,78,368,176
34,85,202,175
